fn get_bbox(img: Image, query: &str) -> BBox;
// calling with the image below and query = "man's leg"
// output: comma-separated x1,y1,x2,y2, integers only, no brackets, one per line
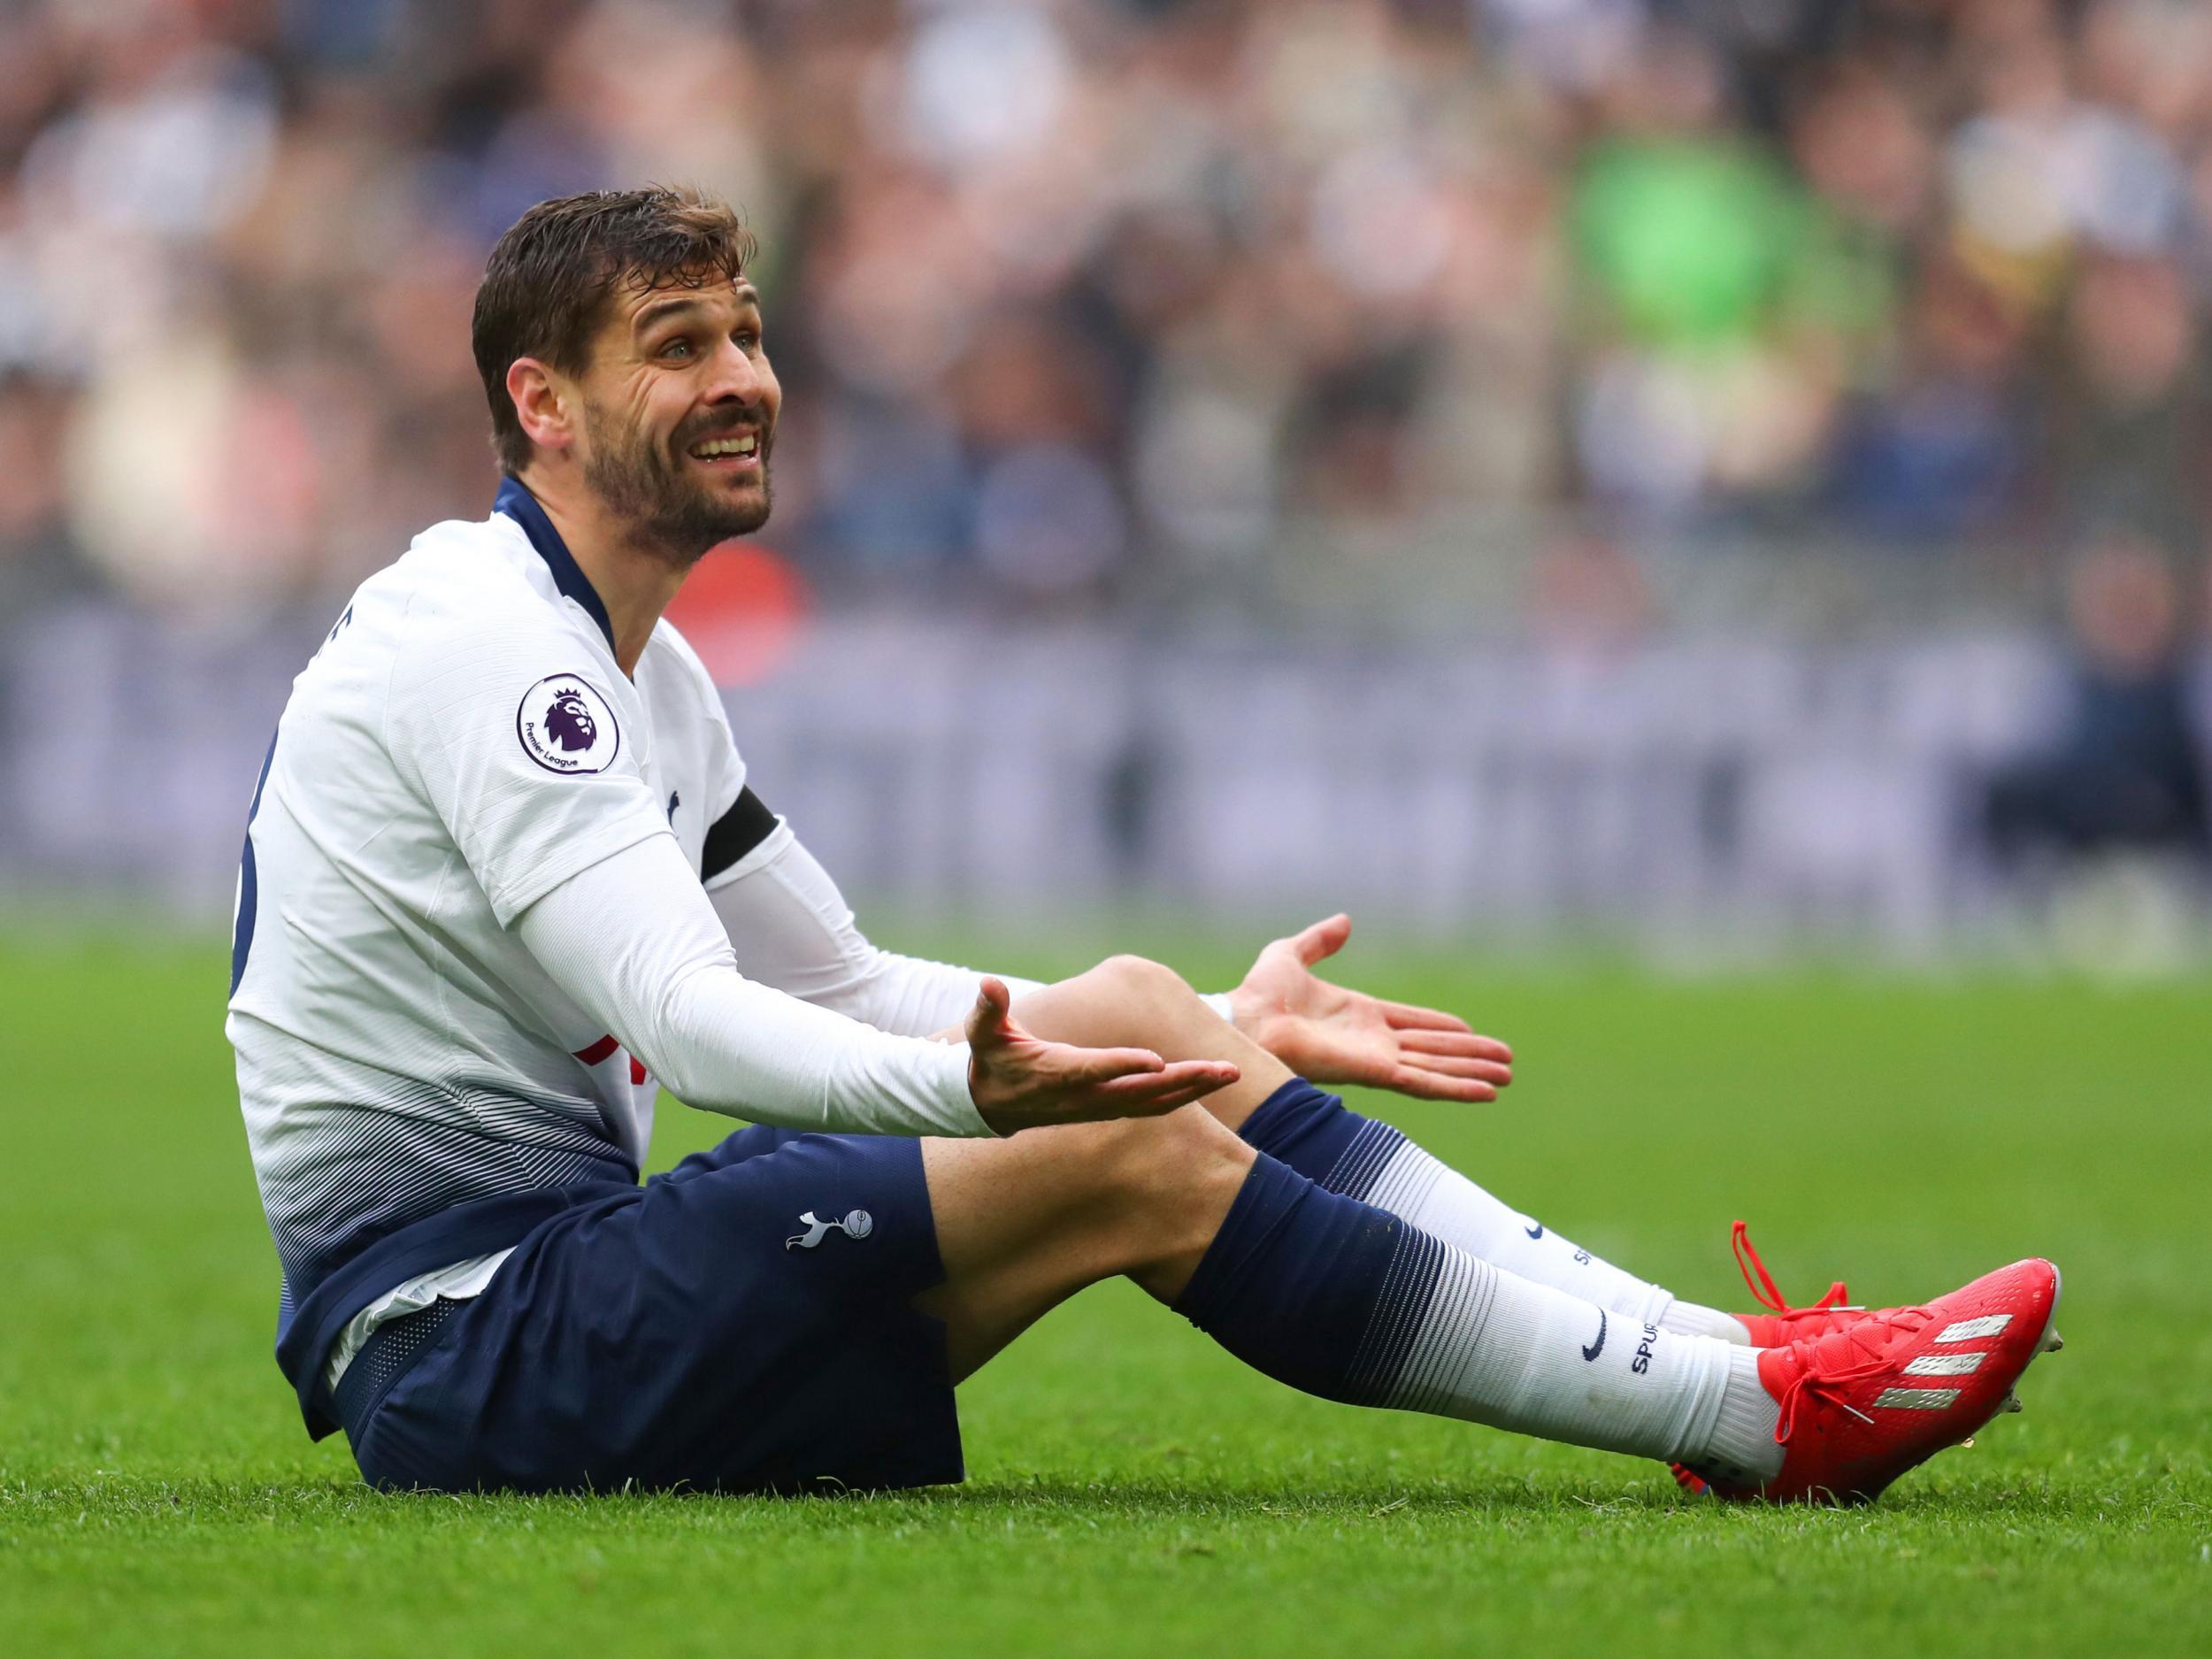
1000,956,1747,1342
913,1107,1783,1485
915,1110,1255,1379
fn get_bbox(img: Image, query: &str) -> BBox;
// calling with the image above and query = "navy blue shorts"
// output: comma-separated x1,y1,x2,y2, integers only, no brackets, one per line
348,1126,962,1494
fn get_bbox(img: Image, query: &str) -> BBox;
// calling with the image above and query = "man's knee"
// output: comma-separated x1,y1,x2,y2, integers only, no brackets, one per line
1009,953,1213,1056
1072,953,1202,1030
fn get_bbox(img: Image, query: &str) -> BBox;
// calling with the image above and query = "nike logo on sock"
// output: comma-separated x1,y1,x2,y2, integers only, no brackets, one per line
1581,1310,1608,1363
1524,1221,1544,1239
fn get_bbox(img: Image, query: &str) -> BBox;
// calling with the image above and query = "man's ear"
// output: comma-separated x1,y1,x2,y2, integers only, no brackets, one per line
506,358,575,454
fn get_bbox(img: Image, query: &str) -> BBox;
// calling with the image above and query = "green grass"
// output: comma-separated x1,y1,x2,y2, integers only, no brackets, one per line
3,933,2208,1656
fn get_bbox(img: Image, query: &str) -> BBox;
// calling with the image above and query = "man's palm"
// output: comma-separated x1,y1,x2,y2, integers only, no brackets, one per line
1230,915,1512,1102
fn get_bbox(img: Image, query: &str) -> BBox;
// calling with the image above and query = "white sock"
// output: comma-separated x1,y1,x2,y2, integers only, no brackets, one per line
1378,1246,1783,1479
1698,1347,1789,1486
1659,1300,1756,1343
1353,1135,1751,1343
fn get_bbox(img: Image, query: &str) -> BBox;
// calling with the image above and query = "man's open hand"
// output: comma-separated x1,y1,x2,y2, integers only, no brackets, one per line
965,977,1240,1134
1229,914,1513,1102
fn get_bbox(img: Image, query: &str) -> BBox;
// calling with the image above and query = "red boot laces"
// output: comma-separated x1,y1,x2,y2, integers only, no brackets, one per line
1769,1306,1932,1443
1734,1219,1857,1325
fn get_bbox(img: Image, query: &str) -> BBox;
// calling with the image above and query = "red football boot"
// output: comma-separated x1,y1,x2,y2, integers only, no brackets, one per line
1678,1256,2063,1505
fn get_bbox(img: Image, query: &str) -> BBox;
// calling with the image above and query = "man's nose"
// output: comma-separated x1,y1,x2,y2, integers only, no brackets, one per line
704,337,768,406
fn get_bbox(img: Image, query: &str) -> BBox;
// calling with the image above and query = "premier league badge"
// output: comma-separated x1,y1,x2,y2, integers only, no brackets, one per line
517,673,621,774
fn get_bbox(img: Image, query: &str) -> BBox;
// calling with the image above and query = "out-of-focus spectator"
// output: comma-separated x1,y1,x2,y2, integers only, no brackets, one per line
0,0,2207,621
1832,254,2031,545
0,371,97,619
2051,252,2211,553
1985,533,2209,869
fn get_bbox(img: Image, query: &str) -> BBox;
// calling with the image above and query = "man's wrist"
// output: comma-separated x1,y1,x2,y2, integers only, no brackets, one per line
934,1040,999,1137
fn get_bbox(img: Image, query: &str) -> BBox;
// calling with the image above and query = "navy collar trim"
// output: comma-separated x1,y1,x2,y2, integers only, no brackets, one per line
495,476,616,655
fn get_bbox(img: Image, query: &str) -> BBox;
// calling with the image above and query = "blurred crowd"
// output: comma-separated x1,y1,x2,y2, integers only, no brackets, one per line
3,0,2212,637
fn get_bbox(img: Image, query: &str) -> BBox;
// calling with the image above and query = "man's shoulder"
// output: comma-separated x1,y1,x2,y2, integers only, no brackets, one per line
311,517,609,776
393,511,541,610
379,514,583,668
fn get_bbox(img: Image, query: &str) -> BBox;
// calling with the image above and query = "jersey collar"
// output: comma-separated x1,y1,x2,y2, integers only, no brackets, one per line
494,476,617,656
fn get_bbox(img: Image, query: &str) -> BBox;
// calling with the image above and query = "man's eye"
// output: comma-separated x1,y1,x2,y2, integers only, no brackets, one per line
662,338,694,360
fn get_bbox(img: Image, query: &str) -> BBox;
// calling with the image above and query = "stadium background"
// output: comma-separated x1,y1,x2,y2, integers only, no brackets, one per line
4,0,2210,956
4,4,2209,1656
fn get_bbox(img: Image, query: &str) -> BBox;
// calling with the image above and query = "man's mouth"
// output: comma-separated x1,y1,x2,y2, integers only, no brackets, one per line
687,432,760,465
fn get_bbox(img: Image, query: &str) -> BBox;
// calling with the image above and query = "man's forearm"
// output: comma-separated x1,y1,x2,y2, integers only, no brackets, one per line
522,833,994,1137
706,820,1048,1035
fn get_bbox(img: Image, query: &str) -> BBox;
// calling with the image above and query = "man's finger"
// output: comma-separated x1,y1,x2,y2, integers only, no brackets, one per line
1077,1080,1215,1118
1388,1068,1501,1103
1084,1060,1240,1108
1399,1052,1513,1084
1286,912,1353,967
1378,999,1478,1034
1397,1028,1511,1058
1056,1080,1222,1124
1396,1029,1514,1064
1158,1058,1240,1090
1086,1058,1239,1095
1056,1043,1170,1085
1389,1026,1513,1066
967,976,1014,1040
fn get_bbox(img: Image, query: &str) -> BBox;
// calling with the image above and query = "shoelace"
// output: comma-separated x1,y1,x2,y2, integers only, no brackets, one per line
1734,1219,1855,1322
1770,1304,1933,1443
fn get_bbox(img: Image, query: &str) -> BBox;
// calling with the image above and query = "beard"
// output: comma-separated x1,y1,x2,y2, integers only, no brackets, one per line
580,398,772,565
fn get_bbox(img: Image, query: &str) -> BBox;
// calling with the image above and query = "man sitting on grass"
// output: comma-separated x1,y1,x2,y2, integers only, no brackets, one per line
227,186,2062,1503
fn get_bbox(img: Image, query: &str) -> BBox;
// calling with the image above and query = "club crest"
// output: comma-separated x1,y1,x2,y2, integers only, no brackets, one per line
517,673,621,774
786,1210,873,1250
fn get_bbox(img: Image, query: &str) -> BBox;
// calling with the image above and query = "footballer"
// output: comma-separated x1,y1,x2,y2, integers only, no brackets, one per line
227,187,2062,1502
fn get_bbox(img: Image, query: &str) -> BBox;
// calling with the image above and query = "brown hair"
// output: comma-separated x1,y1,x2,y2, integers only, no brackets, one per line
472,185,757,474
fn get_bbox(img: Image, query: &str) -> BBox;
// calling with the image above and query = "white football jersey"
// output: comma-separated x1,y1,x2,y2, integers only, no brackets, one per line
227,483,745,1313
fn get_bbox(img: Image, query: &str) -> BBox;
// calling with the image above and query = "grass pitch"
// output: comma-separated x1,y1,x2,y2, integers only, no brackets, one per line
2,932,2207,1657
